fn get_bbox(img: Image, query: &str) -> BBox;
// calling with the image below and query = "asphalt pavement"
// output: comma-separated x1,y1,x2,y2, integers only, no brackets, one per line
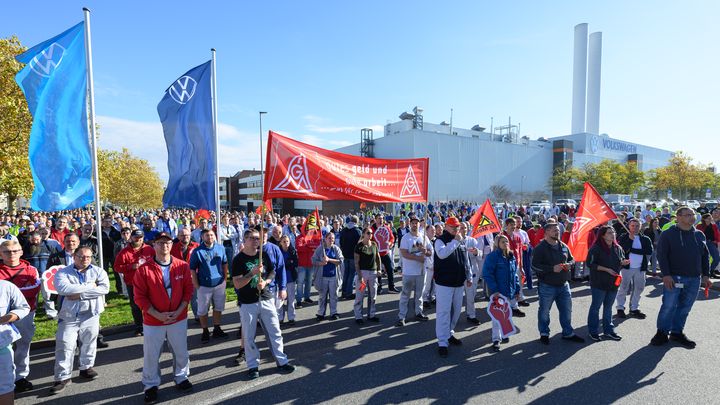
15,275,720,405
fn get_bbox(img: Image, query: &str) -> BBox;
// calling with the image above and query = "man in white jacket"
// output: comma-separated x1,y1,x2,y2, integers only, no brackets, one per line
0,280,30,404
50,247,109,395
462,222,483,324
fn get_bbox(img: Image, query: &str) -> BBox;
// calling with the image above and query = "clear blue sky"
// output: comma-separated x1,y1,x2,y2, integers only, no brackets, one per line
3,1,718,179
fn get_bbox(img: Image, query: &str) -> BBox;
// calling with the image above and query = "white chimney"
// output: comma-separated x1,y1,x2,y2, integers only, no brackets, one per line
571,23,588,135
586,32,602,135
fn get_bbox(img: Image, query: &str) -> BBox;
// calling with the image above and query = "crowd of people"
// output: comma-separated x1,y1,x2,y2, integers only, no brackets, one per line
0,200,717,404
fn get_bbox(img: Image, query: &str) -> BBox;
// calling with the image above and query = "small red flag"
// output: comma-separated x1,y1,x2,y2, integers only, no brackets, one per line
299,207,322,246
194,209,211,226
255,199,273,215
468,199,502,238
569,182,618,261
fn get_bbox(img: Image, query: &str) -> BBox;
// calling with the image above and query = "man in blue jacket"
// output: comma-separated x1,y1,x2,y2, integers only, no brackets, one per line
651,207,712,348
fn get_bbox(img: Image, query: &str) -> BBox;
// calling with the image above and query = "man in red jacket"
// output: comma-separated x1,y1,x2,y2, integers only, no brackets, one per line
0,240,41,393
133,232,193,404
114,230,155,336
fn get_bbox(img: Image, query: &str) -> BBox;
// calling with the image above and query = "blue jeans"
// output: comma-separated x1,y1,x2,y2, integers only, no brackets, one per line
342,259,356,297
587,287,617,335
295,266,312,302
657,275,701,334
537,282,574,337
707,243,720,272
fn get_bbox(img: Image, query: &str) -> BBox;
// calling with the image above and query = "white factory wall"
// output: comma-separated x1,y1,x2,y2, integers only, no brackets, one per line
338,129,553,202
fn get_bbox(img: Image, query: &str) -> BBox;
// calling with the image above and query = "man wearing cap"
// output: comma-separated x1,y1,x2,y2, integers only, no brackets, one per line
396,216,432,326
50,246,109,394
115,229,155,336
232,228,295,379
188,229,229,344
434,217,473,357
531,222,584,345
133,232,194,403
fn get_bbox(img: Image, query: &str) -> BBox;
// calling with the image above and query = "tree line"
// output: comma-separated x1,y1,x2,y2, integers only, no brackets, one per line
551,151,719,200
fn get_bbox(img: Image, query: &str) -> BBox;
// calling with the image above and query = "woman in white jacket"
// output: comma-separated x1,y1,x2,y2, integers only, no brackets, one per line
312,233,344,321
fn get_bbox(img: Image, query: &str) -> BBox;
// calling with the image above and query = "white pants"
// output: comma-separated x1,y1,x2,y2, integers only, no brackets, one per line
54,313,100,381
240,300,289,370
464,271,481,319
196,283,226,316
142,321,189,390
398,274,424,319
278,282,297,322
422,268,435,301
317,276,338,317
435,285,465,347
616,268,646,311
14,310,34,381
0,348,14,395
354,271,377,319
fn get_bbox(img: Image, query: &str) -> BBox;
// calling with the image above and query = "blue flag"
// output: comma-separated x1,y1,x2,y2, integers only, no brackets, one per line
15,22,94,211
158,61,216,210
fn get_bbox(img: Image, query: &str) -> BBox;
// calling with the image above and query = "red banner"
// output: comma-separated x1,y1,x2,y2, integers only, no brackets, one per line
569,182,618,261
468,199,502,238
264,131,429,202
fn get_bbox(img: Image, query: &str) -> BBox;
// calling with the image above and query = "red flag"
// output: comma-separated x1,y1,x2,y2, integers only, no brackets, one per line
194,209,211,226
255,199,273,215
264,131,429,202
468,199,501,238
569,182,618,261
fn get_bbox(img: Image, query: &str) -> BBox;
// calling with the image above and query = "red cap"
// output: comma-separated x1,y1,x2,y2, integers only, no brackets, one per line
445,217,461,227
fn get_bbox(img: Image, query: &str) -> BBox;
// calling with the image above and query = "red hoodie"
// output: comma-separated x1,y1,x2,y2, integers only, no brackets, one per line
114,244,155,287
296,230,321,268
133,257,193,326
0,259,41,311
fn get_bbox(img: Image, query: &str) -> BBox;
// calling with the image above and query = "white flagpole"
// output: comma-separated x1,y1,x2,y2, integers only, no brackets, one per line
211,49,221,228
258,111,267,265
83,7,103,269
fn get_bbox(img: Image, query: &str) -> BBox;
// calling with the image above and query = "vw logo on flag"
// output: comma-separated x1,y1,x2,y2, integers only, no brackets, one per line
169,76,198,104
29,43,66,77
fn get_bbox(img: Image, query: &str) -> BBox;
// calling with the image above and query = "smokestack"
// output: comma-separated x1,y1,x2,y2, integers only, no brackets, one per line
571,23,588,135
586,32,602,135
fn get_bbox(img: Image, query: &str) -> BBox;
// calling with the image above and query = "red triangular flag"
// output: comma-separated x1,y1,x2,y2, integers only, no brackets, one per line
300,207,322,244
569,182,618,261
469,199,502,238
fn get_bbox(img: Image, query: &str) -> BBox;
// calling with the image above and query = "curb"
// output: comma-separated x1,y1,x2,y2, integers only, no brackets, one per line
30,300,241,351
